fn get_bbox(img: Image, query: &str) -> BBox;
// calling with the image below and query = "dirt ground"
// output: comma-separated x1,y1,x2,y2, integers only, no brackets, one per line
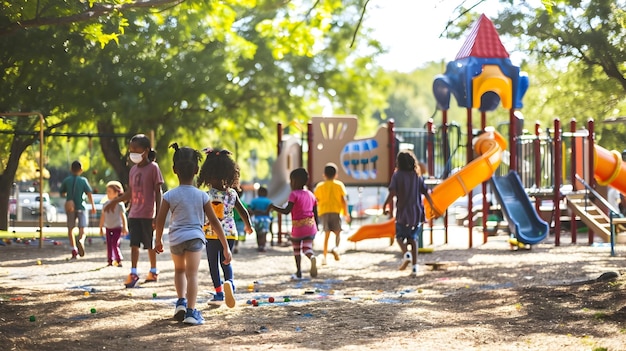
1,225,626,351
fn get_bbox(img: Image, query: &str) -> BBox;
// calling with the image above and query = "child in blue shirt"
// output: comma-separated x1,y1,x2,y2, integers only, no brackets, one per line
249,186,273,252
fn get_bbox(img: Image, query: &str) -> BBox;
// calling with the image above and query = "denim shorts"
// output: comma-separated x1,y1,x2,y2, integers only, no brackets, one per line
395,223,422,242
170,238,205,256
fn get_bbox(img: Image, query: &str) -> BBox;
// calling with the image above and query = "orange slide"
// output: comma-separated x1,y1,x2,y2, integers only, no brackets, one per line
594,145,626,194
347,218,396,245
424,129,507,220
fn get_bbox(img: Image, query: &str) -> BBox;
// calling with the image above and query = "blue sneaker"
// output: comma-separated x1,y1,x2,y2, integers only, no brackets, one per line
174,298,187,321
207,292,224,305
183,308,204,325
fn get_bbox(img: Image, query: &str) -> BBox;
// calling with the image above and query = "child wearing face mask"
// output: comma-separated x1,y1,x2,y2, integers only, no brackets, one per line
103,134,164,288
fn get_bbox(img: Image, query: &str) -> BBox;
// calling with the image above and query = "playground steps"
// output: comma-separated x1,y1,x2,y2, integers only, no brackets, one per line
565,194,626,243
538,204,572,225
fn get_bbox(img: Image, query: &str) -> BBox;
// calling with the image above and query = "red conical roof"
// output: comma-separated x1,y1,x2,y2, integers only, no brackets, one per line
455,14,509,59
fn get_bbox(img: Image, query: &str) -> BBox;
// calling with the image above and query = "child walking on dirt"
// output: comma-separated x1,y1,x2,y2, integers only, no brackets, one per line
197,148,253,308
248,186,273,252
155,143,231,325
314,163,350,265
99,181,128,266
271,168,318,280
383,150,434,276
103,134,164,288
60,160,96,259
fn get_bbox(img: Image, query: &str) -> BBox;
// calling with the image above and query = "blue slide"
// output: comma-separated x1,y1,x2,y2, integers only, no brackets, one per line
490,171,549,245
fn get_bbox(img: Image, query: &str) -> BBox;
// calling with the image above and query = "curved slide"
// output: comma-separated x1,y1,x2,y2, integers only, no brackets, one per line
491,171,549,245
347,218,395,245
594,145,626,194
424,129,507,220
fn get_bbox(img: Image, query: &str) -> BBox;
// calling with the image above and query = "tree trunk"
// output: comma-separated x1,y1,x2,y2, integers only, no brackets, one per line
97,122,131,188
0,136,36,230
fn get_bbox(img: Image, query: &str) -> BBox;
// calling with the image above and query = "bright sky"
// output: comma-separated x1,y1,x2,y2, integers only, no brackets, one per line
365,0,510,71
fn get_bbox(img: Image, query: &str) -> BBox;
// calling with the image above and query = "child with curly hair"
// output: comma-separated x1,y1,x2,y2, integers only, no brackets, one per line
155,143,230,325
271,168,318,280
197,148,253,308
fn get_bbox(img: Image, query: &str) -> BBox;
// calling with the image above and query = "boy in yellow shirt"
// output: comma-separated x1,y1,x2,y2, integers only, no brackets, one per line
314,163,350,265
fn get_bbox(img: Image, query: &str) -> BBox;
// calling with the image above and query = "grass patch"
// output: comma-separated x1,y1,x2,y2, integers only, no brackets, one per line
1,228,98,239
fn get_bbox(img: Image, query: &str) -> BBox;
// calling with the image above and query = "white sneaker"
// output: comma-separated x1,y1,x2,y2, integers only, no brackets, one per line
411,265,419,276
399,252,412,271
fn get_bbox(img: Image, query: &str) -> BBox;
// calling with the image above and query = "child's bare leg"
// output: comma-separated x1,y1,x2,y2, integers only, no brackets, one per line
184,250,202,309
67,227,76,248
330,231,341,260
408,238,418,265
293,255,302,277
334,230,341,248
398,237,411,271
323,231,330,261
77,226,85,242
130,246,140,268
171,253,187,300
397,238,408,255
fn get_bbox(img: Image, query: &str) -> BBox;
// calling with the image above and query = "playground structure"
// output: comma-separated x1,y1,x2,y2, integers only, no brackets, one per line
425,14,626,252
267,14,626,255
267,116,396,244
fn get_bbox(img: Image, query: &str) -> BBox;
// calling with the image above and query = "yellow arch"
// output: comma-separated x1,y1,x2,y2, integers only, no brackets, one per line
472,65,513,109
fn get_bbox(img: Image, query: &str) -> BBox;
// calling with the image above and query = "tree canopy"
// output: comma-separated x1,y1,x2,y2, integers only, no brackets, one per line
0,0,390,230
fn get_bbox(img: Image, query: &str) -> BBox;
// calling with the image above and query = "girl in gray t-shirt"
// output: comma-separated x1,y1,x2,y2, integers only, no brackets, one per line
99,181,128,266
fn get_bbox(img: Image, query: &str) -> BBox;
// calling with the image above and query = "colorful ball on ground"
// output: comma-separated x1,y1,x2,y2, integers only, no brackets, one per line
268,297,275,303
